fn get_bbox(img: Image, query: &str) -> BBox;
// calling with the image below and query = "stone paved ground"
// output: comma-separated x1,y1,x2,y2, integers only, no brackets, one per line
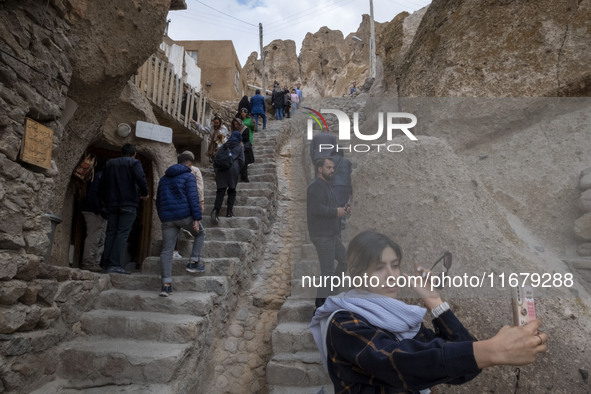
203,117,308,393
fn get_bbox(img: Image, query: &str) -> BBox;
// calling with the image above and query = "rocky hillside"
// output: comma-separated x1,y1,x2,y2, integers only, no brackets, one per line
243,14,391,97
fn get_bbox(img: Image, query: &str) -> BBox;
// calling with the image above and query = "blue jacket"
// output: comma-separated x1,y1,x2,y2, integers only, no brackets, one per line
156,164,202,222
250,94,266,114
100,156,148,208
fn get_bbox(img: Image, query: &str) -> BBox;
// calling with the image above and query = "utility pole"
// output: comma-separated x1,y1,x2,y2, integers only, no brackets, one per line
369,0,376,79
259,23,266,95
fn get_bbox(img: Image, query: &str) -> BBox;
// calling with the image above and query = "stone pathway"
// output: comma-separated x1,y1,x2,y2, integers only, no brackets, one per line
30,123,289,393
203,118,304,393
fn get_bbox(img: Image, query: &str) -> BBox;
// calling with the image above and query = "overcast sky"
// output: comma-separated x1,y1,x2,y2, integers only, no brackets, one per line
166,0,432,67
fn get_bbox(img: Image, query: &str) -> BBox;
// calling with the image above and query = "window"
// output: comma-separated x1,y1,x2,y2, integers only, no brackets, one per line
235,69,239,93
188,51,198,64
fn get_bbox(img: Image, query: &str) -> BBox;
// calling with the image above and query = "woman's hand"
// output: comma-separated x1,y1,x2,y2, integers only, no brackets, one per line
404,261,442,310
473,319,548,368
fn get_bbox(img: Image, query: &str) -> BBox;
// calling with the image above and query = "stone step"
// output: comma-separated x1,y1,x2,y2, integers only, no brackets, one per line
175,227,256,243
201,195,271,209
31,379,175,393
272,322,317,353
278,299,316,324
109,273,228,296
302,244,317,260
266,352,330,387
204,205,268,220
293,259,321,278
290,279,318,300
58,337,191,385
80,309,205,343
237,181,276,191
268,385,334,394
202,166,275,176
96,289,214,316
142,257,240,277
203,187,275,200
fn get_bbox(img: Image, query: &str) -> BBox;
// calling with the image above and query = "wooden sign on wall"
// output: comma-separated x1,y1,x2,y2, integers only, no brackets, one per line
20,118,53,169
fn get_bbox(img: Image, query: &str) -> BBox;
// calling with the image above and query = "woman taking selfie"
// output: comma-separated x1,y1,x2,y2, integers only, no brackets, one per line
310,230,548,393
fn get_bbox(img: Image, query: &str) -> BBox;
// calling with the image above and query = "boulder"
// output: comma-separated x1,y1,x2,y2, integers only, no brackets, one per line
396,0,591,97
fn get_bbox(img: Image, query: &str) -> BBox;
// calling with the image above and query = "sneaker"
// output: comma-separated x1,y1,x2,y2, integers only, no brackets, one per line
159,284,172,297
106,266,131,275
172,250,183,259
186,262,205,273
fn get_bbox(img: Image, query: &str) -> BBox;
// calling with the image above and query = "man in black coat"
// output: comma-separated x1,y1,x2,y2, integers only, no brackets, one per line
99,143,149,274
306,157,350,308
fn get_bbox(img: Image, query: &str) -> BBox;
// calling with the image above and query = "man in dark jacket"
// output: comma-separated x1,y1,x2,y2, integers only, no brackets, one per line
272,85,285,120
309,130,337,164
156,152,206,297
307,157,350,308
99,144,149,274
250,89,267,130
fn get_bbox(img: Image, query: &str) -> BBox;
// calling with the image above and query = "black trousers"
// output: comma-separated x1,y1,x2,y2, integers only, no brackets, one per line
240,164,249,181
213,187,236,213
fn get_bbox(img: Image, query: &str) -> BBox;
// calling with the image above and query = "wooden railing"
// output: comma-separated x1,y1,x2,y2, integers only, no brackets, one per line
134,55,209,135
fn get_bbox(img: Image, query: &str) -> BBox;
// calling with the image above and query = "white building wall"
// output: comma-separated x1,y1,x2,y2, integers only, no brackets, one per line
159,41,202,92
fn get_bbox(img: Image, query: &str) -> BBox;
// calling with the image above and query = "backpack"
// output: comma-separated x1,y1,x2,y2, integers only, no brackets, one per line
213,144,233,170
72,152,96,182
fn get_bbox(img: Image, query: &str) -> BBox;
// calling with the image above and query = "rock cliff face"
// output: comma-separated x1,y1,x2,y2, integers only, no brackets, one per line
396,0,591,97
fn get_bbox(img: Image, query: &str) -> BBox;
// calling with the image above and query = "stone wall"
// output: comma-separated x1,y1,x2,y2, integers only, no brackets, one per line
0,1,173,391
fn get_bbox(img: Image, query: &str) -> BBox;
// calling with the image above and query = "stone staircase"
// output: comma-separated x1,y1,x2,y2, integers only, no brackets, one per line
32,129,286,393
266,243,334,394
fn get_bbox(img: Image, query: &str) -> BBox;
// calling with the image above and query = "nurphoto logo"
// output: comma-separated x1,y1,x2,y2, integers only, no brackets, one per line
304,107,418,153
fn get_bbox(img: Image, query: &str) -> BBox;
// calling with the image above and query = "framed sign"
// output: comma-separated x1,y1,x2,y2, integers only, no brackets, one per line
135,120,173,144
20,118,53,169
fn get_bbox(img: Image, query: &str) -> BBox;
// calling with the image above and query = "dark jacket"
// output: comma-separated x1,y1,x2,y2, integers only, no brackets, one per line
310,132,337,163
156,164,202,223
250,94,266,114
331,154,352,188
272,88,285,108
306,177,340,237
82,171,103,214
327,310,480,393
214,139,245,189
100,156,148,208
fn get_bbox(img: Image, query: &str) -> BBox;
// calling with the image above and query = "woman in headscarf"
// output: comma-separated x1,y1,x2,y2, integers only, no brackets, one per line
211,128,244,223
310,230,548,393
236,95,252,118
203,117,229,163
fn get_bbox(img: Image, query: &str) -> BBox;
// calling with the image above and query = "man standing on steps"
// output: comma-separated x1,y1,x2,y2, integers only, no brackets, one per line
250,89,267,131
156,152,206,297
99,143,149,275
307,157,350,308
309,129,337,164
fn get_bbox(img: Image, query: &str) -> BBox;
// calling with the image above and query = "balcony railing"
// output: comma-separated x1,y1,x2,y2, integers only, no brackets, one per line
134,55,208,137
